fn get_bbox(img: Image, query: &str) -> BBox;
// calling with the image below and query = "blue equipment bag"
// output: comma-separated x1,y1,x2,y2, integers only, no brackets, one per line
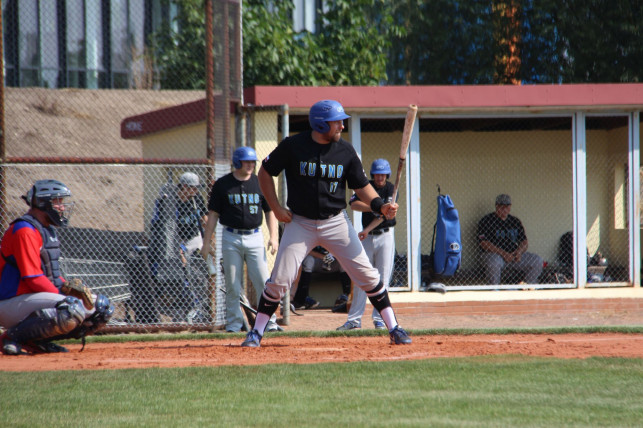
431,192,462,277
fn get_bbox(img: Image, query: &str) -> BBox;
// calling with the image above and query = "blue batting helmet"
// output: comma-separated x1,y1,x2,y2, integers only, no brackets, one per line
309,100,351,133
370,159,391,178
232,146,258,169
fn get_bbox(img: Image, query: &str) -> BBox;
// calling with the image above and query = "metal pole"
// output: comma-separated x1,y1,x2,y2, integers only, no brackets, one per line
204,0,217,329
0,4,7,230
280,104,290,325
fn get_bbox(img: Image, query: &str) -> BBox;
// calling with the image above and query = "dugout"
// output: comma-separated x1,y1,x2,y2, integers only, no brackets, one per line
122,84,643,301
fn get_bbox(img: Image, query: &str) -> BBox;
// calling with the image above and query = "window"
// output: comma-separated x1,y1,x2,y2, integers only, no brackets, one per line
40,0,59,88
110,0,130,88
66,0,86,88
85,0,105,88
18,0,39,86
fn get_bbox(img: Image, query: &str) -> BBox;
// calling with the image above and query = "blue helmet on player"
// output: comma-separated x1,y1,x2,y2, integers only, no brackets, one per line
309,100,351,133
370,158,391,178
22,179,74,227
232,146,258,169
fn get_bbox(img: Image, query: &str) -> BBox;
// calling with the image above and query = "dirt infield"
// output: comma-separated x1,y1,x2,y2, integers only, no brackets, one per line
1,333,641,372
2,304,641,372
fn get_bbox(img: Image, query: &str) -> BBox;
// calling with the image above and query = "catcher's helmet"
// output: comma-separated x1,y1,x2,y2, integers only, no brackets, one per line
232,146,258,169
22,179,74,227
370,158,391,178
309,100,350,133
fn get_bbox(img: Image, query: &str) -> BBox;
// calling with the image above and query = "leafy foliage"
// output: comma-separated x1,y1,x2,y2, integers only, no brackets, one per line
151,0,642,88
150,0,207,90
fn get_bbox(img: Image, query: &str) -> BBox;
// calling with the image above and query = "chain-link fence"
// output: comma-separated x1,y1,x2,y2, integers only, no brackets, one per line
3,2,640,336
356,114,634,292
1,101,638,333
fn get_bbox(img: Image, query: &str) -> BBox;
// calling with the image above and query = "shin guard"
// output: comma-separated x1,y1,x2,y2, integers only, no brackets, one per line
366,282,392,313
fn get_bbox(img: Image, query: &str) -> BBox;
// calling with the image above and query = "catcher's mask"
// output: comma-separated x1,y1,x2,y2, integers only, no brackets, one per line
22,179,74,227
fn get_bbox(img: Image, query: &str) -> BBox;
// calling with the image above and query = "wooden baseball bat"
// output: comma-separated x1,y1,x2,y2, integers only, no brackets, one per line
359,105,418,239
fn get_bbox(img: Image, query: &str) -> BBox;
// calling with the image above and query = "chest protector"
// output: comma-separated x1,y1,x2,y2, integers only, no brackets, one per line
12,214,64,289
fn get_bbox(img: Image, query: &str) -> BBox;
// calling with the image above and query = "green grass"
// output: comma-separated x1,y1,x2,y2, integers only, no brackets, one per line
1,355,641,427
2,327,641,427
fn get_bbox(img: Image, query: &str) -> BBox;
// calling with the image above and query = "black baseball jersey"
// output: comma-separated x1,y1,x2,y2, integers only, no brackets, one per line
262,131,370,219
175,194,207,242
350,180,397,230
477,213,526,253
208,173,271,229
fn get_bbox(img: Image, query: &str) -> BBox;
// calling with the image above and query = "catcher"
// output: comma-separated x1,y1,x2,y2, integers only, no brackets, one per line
0,179,113,355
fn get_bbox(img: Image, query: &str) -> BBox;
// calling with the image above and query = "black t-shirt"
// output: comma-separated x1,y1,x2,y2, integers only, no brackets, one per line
208,172,271,229
350,180,396,230
262,131,370,220
477,213,527,253
175,194,207,242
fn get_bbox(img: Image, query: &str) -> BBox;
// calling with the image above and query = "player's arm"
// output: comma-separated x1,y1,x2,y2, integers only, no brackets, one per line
348,193,371,213
258,166,292,223
353,184,398,219
13,228,60,294
200,210,219,259
265,210,279,255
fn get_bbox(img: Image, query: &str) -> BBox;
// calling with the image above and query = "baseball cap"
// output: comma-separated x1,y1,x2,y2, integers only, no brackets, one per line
179,172,201,188
495,194,511,205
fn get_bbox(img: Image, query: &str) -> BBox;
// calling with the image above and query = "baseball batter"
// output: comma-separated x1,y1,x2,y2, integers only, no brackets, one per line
241,99,412,347
337,158,396,331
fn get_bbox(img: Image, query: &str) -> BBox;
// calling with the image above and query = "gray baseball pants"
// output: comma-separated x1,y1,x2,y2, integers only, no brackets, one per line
264,211,381,303
348,228,395,325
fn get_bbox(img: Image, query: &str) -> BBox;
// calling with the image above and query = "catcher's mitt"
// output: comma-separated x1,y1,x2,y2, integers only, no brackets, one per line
61,278,95,310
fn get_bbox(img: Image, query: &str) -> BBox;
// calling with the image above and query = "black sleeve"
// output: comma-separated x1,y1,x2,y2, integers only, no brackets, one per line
477,215,491,244
262,138,290,177
208,179,224,213
346,150,370,190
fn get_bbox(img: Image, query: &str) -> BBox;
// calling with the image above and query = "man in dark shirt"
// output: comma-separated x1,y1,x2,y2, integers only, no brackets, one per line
477,194,543,285
242,99,411,347
201,147,280,333
149,172,208,323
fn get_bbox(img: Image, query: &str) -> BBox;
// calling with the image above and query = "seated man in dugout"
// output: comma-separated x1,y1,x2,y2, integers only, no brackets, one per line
477,194,543,285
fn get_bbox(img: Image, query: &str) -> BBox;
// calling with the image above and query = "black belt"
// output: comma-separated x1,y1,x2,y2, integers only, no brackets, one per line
369,228,390,236
225,227,260,235
315,210,342,220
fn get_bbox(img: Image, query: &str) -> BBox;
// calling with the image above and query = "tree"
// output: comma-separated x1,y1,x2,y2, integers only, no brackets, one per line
555,0,642,83
150,0,207,90
151,0,399,89
386,0,641,85
151,0,641,88
244,0,402,86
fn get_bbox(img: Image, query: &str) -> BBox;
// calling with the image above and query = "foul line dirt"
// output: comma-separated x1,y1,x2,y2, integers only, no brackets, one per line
1,333,641,372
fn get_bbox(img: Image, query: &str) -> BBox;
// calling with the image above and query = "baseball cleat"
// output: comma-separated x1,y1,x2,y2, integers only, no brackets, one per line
303,297,319,309
373,320,387,330
389,326,412,345
241,329,262,347
1,332,22,355
336,320,361,331
266,320,283,332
